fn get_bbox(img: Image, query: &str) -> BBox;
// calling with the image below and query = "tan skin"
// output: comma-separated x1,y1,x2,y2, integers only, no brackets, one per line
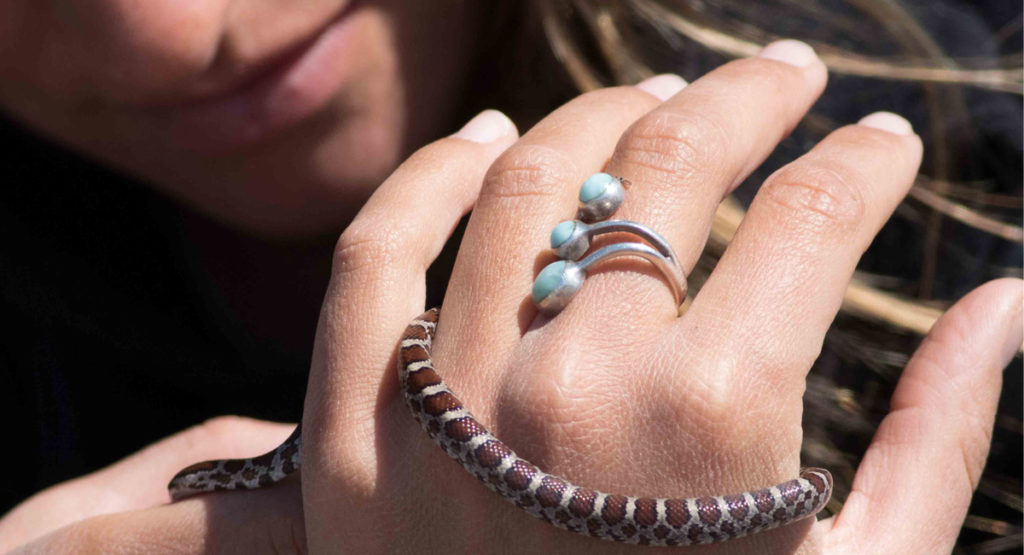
0,2,1021,553
0,0,482,236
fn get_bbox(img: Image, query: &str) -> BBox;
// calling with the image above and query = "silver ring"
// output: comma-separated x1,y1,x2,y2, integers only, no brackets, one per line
550,219,681,263
532,173,688,316
532,242,687,316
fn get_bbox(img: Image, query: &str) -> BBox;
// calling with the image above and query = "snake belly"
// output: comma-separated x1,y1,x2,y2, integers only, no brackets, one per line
170,308,832,546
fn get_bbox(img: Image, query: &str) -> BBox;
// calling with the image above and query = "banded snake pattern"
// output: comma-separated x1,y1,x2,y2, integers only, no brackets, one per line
169,308,832,546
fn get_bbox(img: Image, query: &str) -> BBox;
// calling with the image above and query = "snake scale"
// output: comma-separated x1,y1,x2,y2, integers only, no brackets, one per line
169,308,832,546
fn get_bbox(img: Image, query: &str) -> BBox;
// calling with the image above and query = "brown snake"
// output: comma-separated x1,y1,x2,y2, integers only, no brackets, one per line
169,308,832,546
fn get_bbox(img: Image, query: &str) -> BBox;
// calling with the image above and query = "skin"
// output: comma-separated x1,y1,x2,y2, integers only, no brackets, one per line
0,0,483,236
0,5,1020,554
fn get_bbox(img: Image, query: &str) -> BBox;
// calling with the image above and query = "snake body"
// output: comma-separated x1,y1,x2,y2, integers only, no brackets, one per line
169,309,832,546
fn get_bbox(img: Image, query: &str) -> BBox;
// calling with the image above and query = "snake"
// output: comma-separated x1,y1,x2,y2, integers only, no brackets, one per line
169,308,832,546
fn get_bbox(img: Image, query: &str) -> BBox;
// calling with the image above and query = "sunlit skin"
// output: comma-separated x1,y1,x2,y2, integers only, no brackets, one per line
0,0,484,236
1,3,1022,554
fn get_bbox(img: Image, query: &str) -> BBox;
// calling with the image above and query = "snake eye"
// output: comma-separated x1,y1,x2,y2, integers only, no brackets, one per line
531,260,585,315
576,173,624,223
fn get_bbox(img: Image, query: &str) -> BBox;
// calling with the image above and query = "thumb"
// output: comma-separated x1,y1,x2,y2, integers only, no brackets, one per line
1,416,295,552
823,278,1022,554
10,478,304,555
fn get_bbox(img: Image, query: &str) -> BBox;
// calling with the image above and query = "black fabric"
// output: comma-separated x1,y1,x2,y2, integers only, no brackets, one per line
0,115,309,512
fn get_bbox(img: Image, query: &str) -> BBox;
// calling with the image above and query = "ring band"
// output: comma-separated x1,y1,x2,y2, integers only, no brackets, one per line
550,219,682,263
532,173,688,316
532,242,687,316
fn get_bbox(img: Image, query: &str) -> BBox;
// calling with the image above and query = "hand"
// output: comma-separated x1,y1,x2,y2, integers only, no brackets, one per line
0,417,305,554
301,40,1023,554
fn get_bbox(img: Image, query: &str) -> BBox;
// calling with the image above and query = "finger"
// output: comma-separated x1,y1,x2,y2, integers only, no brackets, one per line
586,40,826,319
823,278,1023,554
0,416,293,552
11,478,304,555
681,112,923,391
439,84,665,385
301,109,517,520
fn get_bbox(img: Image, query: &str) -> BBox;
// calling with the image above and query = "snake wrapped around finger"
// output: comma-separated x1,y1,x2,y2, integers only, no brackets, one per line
169,308,832,547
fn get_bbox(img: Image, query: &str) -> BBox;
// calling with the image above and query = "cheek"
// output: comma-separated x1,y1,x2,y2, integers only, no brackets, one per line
47,0,227,98
308,12,407,191
313,101,405,199
382,0,483,153
171,92,406,236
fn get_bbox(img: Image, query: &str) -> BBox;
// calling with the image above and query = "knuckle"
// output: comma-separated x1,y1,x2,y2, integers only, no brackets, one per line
578,85,661,112
689,387,736,432
483,143,578,201
827,124,922,181
717,56,799,95
907,343,995,489
63,514,150,554
957,416,992,488
661,373,765,457
833,123,911,156
194,415,251,441
664,355,738,427
616,110,730,183
332,221,409,277
760,163,867,233
939,399,990,491
879,406,980,497
64,518,113,550
400,137,476,177
743,337,819,387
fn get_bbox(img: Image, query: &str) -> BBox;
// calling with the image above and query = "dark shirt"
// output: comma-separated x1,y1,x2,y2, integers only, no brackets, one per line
0,116,310,511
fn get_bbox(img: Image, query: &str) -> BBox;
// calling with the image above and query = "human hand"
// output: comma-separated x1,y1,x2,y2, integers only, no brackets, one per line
0,417,304,554
301,39,1023,554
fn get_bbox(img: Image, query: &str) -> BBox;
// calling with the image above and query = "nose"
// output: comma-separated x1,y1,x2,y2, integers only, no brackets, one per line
48,0,226,101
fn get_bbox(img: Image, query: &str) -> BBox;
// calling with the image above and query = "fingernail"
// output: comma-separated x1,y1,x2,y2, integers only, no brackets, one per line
858,111,914,136
758,39,818,67
999,288,1024,367
453,109,516,143
636,73,687,101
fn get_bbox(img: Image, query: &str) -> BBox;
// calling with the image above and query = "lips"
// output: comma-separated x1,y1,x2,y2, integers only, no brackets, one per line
161,9,357,154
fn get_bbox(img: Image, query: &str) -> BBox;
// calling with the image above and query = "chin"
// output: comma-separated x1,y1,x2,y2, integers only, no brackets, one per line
152,97,407,238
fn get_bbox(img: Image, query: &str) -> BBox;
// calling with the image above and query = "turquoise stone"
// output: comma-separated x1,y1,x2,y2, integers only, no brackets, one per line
532,261,567,304
550,221,576,248
579,173,614,202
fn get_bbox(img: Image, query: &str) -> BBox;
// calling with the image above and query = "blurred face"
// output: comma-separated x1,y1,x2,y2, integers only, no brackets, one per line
0,1,483,236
